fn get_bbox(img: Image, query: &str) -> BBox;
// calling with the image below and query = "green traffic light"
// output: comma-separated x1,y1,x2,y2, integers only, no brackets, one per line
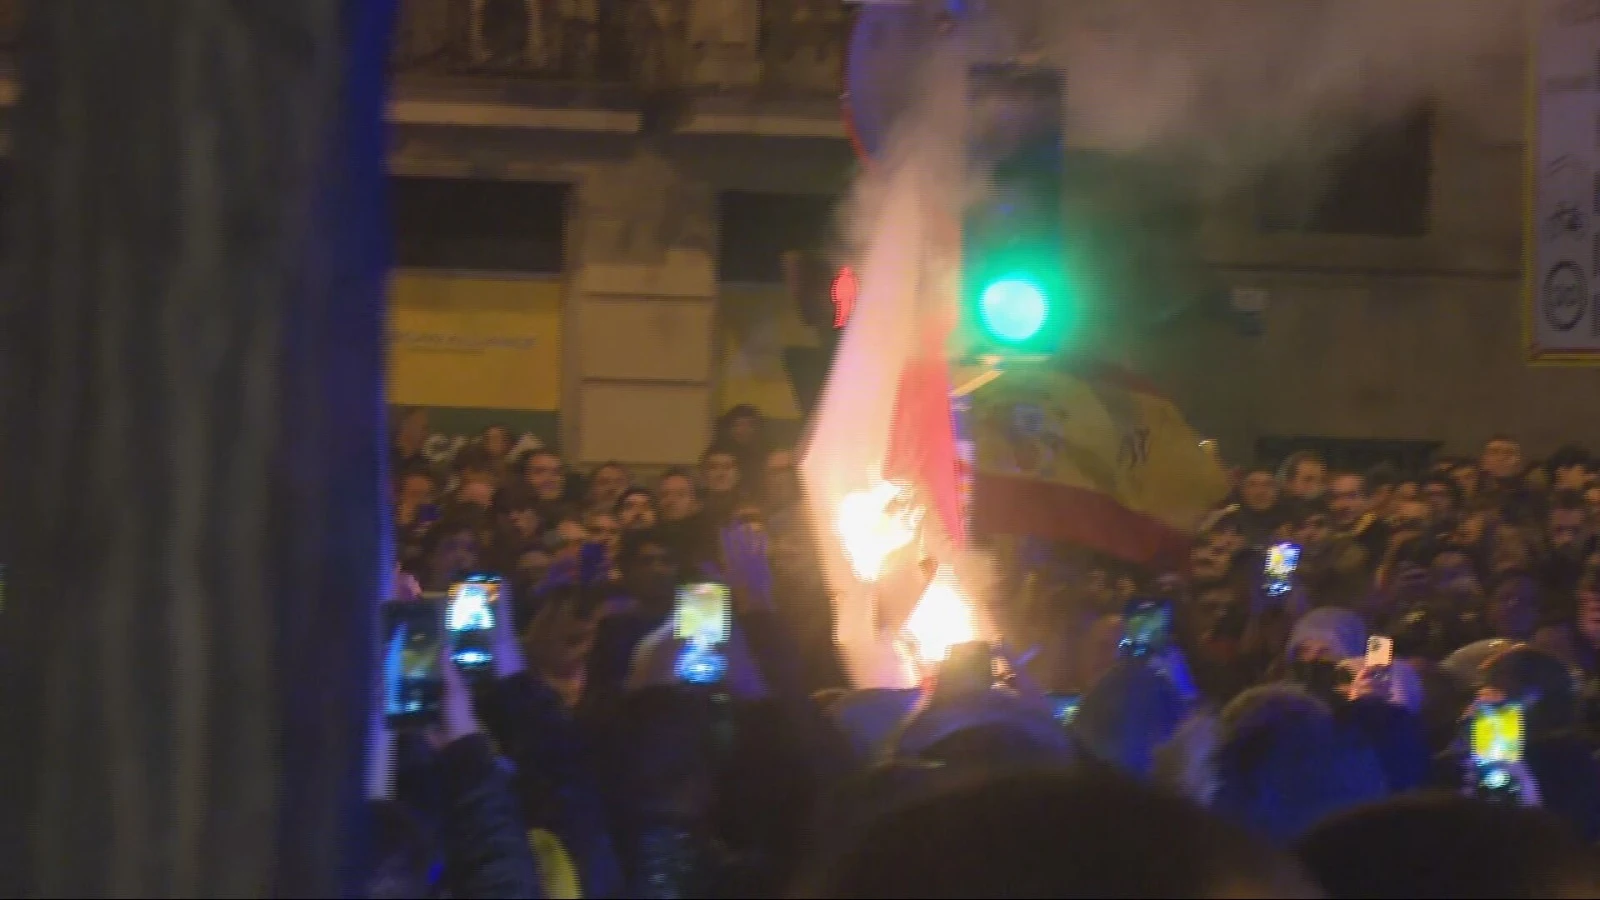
979,277,1049,345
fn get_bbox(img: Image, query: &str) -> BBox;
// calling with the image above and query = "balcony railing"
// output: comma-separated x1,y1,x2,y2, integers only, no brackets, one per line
392,0,849,99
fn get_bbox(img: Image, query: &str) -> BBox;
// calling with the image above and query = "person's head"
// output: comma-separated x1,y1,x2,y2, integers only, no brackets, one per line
1548,444,1592,491
1549,489,1591,555
1586,482,1600,521
491,486,541,540
453,445,497,489
1487,573,1541,642
1482,434,1523,481
619,529,677,610
394,407,429,451
1299,793,1600,899
587,461,631,510
1279,451,1327,501
804,771,1319,898
455,478,495,510
764,447,800,510
396,467,436,511
479,424,512,461
1483,645,1579,737
1288,500,1333,549
1239,466,1279,512
421,513,483,588
700,444,740,495
584,509,622,559
1190,530,1235,583
719,403,764,448
1490,524,1534,576
1579,585,1600,649
545,516,587,561
1325,472,1367,529
1364,464,1400,515
657,467,700,522
1212,685,1388,841
1386,498,1432,533
520,449,565,503
615,486,658,531
1420,474,1462,522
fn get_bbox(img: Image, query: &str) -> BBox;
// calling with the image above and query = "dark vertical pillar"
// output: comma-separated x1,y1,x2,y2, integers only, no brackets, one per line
0,1,395,896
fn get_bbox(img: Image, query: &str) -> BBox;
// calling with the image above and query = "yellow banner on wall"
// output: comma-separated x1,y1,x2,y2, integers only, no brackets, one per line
389,272,562,411
717,285,821,421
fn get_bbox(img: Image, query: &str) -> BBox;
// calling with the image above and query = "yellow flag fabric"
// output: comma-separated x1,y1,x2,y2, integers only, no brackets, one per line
528,828,582,899
960,362,1228,565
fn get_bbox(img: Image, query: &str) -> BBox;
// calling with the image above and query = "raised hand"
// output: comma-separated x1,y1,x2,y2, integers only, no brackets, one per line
720,523,774,614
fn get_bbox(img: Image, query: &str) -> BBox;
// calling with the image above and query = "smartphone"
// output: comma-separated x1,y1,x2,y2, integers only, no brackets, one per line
1469,701,1525,799
446,574,501,674
382,600,444,729
1120,597,1173,658
1047,693,1082,726
674,582,732,648
1365,635,1394,669
1263,542,1302,598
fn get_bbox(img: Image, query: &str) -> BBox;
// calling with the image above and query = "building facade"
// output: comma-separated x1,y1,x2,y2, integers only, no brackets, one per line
1,1,1590,469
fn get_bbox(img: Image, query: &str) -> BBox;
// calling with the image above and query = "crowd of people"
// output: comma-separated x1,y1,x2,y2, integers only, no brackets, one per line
377,405,1600,898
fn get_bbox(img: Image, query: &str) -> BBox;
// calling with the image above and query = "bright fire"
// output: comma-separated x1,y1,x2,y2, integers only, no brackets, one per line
836,480,921,582
903,566,978,665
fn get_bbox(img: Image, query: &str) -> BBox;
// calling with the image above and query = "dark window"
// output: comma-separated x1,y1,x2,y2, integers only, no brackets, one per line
718,191,837,283
1259,106,1434,237
392,177,566,274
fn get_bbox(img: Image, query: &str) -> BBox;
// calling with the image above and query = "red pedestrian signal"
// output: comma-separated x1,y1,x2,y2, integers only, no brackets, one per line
831,266,858,328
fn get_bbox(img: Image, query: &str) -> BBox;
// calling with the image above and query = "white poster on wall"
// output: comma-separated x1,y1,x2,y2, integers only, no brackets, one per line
1529,0,1600,363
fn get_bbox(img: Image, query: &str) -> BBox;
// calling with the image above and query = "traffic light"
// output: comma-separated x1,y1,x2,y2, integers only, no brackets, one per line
962,64,1069,355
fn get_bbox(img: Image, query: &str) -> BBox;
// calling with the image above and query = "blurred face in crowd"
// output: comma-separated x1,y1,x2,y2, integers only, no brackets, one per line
1190,532,1233,582
524,451,565,503
397,409,428,452
589,463,630,510
398,472,434,511
658,474,699,522
1491,525,1533,576
1554,462,1590,491
765,449,800,510
430,527,479,585
1550,506,1589,554
1578,589,1600,648
623,540,677,607
1421,479,1458,522
1481,438,1523,481
728,413,760,446
1240,471,1278,512
585,511,622,559
617,489,658,531
481,425,511,460
1295,511,1332,550
457,478,495,509
549,519,587,561
702,451,740,495
1288,458,1327,501
503,503,539,541
1489,576,1540,641
1586,485,1600,521
1387,499,1431,533
1327,474,1368,529
1451,463,1480,500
